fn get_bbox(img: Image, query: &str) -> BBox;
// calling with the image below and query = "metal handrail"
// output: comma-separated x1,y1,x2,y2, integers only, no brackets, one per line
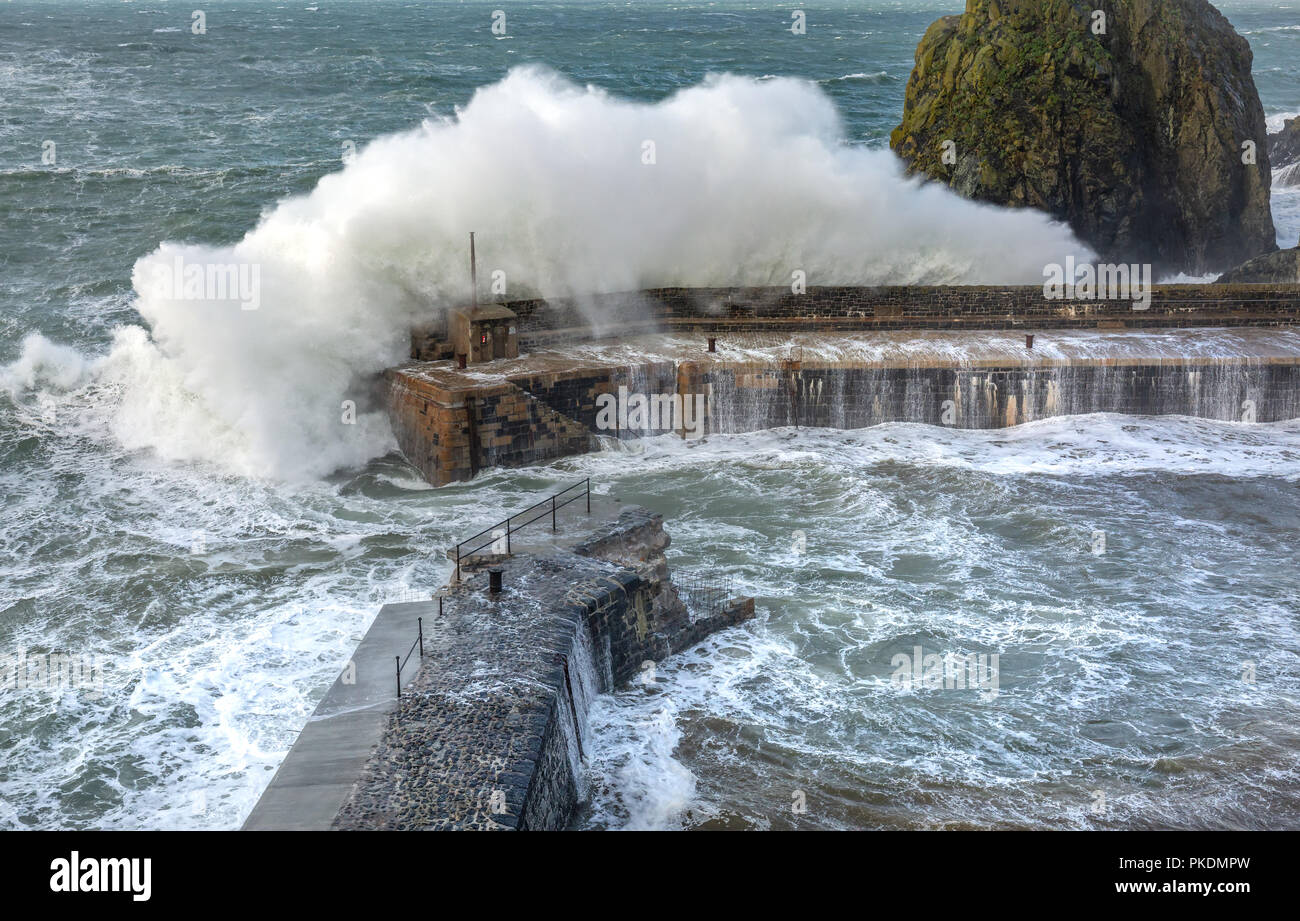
453,478,591,581
395,616,423,698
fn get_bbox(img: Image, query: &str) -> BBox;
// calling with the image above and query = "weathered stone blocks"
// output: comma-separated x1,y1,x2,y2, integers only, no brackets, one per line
331,507,754,831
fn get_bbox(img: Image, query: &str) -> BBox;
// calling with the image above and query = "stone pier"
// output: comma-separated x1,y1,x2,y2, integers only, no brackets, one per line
244,499,754,831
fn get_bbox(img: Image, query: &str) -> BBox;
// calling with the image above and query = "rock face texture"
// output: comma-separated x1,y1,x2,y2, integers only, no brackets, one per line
1216,244,1300,283
890,0,1276,276
1270,117,1300,187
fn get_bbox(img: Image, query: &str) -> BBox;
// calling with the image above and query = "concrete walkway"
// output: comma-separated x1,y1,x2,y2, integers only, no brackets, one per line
242,599,435,830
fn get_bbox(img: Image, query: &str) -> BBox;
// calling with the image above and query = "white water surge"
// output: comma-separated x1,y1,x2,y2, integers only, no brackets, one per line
7,68,1090,481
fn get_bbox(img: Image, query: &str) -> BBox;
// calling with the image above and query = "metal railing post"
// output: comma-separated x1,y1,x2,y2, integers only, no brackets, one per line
418,617,424,658
586,477,590,514
396,655,402,698
552,494,557,530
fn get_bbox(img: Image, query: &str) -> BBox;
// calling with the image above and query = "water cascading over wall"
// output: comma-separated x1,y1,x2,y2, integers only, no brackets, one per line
387,353,1300,485
389,291,1300,485
703,360,1300,433
518,613,604,830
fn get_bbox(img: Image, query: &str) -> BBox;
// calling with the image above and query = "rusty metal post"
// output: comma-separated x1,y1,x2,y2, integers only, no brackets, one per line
469,231,478,310
707,336,716,353
395,655,401,698
1026,334,1034,349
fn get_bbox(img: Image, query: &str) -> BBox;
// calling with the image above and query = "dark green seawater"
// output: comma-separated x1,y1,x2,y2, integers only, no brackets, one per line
1,1,1299,829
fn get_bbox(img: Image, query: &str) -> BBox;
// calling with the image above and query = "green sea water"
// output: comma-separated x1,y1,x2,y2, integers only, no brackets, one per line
1,1,1299,830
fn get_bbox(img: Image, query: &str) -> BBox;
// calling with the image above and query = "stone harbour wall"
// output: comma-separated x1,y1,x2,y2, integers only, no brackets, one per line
385,371,594,485
708,360,1300,432
636,284,1300,329
326,506,754,830
408,286,1300,359
510,362,679,437
388,347,1300,486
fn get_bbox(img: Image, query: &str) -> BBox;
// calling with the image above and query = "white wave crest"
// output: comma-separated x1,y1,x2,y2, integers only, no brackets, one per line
22,68,1092,479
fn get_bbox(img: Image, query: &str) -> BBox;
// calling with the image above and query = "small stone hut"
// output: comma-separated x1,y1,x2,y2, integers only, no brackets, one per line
449,304,518,364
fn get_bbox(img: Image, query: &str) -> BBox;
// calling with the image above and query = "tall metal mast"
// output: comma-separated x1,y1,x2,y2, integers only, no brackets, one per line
469,231,478,310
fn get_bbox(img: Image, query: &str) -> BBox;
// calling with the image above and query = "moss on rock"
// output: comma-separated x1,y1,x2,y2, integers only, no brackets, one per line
890,0,1276,275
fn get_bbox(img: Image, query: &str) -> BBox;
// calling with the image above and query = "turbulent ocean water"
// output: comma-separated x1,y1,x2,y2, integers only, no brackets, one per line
1,0,1299,830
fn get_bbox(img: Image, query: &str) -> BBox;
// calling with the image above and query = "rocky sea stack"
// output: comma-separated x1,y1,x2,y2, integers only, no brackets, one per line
1271,117,1300,187
1216,244,1300,283
890,0,1276,276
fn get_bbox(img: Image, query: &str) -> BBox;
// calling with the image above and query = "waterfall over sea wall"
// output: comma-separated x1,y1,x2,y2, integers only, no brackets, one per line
389,328,1300,486
556,618,602,802
705,361,1300,433
694,328,1300,432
